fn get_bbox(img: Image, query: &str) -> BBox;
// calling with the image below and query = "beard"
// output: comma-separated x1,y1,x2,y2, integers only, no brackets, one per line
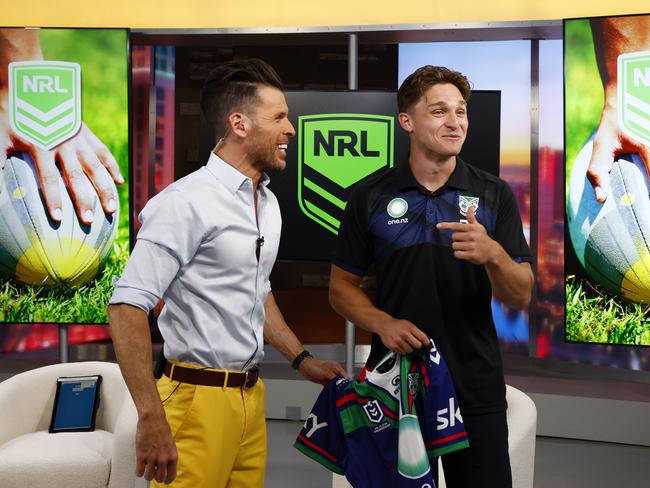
248,129,285,173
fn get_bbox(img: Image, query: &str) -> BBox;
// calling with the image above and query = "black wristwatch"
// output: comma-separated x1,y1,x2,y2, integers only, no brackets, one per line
291,350,312,370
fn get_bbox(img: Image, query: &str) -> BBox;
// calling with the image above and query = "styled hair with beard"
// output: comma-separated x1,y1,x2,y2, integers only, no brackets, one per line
201,59,284,141
398,65,471,114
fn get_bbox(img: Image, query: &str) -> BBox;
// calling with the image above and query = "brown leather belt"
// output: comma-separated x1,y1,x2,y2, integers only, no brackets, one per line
163,361,260,389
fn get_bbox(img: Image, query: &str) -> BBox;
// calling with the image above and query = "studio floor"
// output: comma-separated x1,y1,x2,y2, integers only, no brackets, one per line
2,344,649,487
266,420,650,488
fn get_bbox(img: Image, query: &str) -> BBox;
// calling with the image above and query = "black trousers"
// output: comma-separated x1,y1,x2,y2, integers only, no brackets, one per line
434,410,512,488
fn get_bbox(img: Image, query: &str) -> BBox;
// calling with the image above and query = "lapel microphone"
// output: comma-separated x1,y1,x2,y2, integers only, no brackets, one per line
256,236,265,261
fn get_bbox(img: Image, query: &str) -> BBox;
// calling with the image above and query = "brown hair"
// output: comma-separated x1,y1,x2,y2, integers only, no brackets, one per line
397,65,471,113
200,58,284,139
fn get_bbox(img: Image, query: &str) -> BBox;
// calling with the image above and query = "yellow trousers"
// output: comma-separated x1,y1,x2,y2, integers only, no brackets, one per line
152,361,266,488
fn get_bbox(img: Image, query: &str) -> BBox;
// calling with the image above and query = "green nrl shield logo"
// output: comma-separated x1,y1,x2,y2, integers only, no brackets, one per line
8,61,82,150
618,51,650,147
298,114,394,234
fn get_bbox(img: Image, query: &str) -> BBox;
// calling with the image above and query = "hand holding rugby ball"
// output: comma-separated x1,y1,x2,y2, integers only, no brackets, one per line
0,152,117,287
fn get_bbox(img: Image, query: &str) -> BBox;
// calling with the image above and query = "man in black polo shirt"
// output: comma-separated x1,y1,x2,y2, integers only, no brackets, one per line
329,65,534,488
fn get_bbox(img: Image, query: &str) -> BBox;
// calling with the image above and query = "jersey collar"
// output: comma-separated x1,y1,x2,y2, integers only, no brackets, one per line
396,156,471,193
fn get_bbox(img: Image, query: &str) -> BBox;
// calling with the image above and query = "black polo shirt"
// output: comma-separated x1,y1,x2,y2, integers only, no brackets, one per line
333,158,532,415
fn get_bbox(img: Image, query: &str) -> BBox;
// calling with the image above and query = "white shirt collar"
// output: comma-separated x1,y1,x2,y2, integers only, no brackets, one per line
205,151,271,195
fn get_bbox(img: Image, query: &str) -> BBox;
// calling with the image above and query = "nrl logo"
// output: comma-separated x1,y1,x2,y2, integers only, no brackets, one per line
8,61,82,150
618,51,650,147
298,114,394,234
458,195,479,217
362,399,384,424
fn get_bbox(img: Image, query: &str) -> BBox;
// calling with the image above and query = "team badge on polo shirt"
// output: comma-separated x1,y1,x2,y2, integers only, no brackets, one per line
458,195,479,216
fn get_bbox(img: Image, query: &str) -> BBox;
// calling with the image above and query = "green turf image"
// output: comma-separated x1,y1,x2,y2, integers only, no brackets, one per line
565,19,650,346
566,275,650,345
0,28,129,324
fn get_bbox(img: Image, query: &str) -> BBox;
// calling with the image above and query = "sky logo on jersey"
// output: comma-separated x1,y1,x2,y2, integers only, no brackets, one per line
8,61,82,150
436,397,464,430
362,399,385,423
458,195,479,217
618,51,650,146
298,114,394,234
303,413,328,438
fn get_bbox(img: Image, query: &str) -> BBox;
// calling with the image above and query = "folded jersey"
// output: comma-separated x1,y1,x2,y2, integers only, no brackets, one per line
294,338,469,488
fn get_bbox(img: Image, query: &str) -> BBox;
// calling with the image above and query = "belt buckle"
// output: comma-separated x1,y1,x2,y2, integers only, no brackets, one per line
243,366,258,389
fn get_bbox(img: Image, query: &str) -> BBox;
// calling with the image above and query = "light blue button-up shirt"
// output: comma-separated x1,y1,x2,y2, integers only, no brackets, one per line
110,152,281,371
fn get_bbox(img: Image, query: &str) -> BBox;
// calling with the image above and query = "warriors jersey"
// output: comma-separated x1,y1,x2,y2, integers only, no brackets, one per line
294,338,469,488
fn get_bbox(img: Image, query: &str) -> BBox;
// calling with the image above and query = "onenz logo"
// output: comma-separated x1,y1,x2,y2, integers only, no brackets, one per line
387,218,409,225
8,61,82,150
298,114,394,234
387,197,408,218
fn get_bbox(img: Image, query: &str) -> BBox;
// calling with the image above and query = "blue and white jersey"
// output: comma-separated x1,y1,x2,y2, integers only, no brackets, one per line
294,338,469,488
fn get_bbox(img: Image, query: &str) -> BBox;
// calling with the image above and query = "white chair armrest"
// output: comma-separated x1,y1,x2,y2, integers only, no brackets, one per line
108,394,139,488
0,370,57,445
506,385,537,488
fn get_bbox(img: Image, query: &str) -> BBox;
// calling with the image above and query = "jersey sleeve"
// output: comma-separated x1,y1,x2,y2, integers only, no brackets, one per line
494,182,533,264
332,187,374,276
417,339,470,458
294,379,347,475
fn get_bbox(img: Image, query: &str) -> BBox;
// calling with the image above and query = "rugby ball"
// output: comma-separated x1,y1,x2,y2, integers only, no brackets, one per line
0,152,118,287
567,139,650,303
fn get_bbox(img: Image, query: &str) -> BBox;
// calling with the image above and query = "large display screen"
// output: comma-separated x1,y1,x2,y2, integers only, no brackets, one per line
268,90,501,261
0,27,130,324
564,15,650,347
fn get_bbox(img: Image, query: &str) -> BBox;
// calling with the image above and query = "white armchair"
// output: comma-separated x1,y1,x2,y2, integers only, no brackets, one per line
333,384,537,488
0,361,145,488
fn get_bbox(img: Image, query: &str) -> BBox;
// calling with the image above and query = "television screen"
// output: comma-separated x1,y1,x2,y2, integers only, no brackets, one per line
0,27,130,324
265,90,501,262
564,14,650,347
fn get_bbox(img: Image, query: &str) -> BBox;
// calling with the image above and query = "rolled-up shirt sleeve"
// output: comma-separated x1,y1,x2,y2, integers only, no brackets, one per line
109,189,205,312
